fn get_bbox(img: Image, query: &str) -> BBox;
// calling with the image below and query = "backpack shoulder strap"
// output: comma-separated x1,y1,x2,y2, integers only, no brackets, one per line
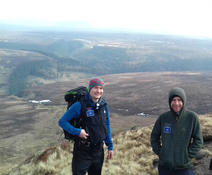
79,97,87,128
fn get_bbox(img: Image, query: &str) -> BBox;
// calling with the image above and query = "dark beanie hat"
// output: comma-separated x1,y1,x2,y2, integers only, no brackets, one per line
88,78,104,91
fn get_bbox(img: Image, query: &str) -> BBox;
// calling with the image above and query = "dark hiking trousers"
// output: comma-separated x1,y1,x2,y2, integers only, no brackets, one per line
72,143,104,175
158,165,195,175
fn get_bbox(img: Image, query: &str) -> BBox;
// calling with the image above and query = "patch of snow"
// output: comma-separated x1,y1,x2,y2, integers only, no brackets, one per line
28,99,52,104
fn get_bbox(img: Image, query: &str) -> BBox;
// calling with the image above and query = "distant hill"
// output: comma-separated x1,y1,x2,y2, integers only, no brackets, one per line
1,31,212,96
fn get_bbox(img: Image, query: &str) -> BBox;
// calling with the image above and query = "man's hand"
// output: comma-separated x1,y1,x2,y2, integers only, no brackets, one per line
107,150,113,160
79,129,89,140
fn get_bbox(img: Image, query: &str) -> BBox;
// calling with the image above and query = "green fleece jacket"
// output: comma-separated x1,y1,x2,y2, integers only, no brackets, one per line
150,87,203,170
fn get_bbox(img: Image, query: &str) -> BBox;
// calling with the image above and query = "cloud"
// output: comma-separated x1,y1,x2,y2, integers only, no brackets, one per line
0,0,212,38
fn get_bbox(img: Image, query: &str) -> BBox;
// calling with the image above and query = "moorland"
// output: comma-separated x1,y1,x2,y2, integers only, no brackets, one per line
1,72,212,174
0,30,212,174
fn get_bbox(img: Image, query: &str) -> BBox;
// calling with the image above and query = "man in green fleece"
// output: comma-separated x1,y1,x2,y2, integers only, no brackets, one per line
151,87,203,175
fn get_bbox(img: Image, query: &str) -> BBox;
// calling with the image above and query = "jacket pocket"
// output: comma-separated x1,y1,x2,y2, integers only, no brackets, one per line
174,147,190,168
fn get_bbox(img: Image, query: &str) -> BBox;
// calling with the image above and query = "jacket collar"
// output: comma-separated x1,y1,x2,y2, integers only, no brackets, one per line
85,93,105,108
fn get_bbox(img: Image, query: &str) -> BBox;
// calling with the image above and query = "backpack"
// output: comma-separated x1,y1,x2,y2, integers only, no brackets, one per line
63,86,88,141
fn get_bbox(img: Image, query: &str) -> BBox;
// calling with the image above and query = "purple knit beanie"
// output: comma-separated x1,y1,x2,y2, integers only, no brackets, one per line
88,78,104,91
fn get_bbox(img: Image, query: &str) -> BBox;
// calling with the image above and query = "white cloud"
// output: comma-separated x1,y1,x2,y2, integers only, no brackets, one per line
0,0,212,37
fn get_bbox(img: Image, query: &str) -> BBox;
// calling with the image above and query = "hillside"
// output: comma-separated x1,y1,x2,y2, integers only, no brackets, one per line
6,114,212,175
26,71,212,117
1,31,212,96
1,72,212,174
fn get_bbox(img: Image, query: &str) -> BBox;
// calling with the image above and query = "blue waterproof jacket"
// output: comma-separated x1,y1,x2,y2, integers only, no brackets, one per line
58,93,113,150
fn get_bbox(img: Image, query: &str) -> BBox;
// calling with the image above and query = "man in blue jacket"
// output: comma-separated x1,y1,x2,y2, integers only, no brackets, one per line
58,78,113,175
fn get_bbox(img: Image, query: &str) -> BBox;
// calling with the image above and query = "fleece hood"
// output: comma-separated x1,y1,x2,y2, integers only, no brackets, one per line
168,87,186,115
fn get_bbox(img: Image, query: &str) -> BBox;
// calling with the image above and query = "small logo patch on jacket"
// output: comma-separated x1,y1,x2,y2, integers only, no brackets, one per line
163,123,171,134
86,108,94,117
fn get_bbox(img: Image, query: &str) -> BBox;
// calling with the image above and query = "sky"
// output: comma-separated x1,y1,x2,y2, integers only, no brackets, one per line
0,0,212,38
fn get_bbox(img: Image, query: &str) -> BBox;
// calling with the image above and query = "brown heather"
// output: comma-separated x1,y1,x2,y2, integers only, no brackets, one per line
7,114,212,175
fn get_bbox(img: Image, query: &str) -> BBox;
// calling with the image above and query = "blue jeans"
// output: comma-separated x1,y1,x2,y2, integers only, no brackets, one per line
158,165,195,175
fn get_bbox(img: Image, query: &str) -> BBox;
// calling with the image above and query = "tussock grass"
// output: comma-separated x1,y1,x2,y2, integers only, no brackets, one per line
8,114,212,175
8,142,74,175
102,125,157,175
199,114,212,142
